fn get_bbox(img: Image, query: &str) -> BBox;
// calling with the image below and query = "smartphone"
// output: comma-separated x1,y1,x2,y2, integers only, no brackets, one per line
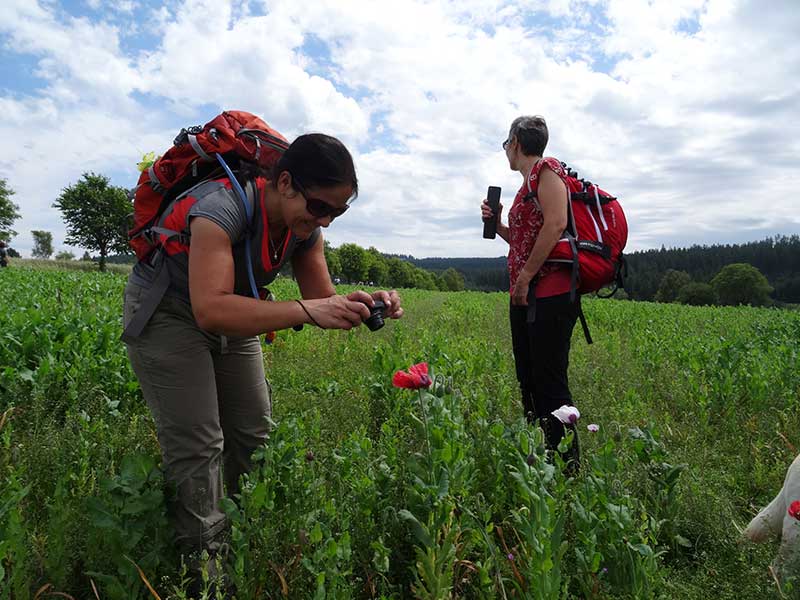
483,186,501,239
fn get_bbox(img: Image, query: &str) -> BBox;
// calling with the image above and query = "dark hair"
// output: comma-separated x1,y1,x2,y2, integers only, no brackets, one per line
509,115,548,156
273,133,358,198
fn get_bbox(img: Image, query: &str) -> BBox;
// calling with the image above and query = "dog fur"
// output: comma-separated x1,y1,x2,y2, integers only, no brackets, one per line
744,454,800,575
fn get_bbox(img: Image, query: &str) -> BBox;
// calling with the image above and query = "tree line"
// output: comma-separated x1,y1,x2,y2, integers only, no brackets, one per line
411,236,800,305
407,255,510,291
3,173,797,302
320,243,465,291
623,236,800,304
0,174,466,291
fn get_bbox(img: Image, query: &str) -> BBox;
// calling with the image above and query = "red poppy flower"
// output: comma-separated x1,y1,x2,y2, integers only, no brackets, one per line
789,500,800,521
392,362,432,389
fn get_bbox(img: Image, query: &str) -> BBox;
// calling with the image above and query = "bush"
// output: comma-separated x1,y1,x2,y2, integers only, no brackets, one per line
676,282,717,306
711,263,773,306
655,270,691,303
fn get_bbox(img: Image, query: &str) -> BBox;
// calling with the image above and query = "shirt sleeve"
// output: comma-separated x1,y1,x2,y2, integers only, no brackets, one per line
293,227,321,254
538,157,569,184
187,181,249,244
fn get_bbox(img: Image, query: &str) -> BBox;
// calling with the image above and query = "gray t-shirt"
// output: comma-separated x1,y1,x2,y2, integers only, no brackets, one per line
130,178,320,299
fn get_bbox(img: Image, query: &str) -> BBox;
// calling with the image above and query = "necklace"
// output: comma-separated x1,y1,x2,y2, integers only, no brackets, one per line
269,230,285,264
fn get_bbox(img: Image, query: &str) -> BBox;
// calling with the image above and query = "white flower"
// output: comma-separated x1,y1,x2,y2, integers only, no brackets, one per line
551,405,580,425
587,423,599,432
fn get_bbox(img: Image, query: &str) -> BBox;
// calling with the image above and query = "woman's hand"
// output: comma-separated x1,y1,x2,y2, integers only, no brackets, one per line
347,289,404,320
482,198,509,242
301,295,371,330
481,199,503,223
511,272,533,306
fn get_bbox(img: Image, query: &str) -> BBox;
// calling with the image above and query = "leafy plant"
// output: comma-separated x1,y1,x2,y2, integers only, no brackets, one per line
85,453,172,599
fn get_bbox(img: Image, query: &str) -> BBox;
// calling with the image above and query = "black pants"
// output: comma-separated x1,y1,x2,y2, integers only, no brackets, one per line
509,293,578,423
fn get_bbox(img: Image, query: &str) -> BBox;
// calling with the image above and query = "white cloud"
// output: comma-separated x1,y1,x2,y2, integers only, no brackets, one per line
0,0,798,258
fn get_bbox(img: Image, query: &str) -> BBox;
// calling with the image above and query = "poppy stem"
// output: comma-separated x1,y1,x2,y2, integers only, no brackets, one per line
417,389,434,484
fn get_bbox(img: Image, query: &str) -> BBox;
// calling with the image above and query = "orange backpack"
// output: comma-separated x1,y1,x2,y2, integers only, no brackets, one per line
128,111,289,260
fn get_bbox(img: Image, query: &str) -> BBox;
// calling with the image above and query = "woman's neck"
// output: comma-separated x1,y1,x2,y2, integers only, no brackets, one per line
264,185,286,235
517,154,542,181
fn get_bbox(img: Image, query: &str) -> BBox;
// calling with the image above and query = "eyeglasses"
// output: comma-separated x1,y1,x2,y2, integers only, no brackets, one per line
502,138,511,150
290,176,350,220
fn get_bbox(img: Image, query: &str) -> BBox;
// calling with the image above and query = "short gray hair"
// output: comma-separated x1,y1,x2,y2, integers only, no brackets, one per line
508,115,548,156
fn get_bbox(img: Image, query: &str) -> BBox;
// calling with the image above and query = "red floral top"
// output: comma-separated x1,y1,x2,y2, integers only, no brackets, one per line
507,157,571,297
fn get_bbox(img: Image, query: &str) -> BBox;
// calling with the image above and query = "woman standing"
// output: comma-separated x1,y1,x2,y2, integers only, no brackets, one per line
123,132,403,579
481,115,579,471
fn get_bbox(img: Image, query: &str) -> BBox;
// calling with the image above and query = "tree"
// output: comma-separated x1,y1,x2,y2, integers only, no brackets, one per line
410,268,438,290
774,275,800,305
0,178,21,244
338,243,369,283
55,250,75,261
31,230,54,259
386,257,414,288
53,172,131,272
441,267,465,291
80,251,92,261
711,263,773,306
676,282,717,306
654,269,691,303
366,248,390,286
323,241,341,279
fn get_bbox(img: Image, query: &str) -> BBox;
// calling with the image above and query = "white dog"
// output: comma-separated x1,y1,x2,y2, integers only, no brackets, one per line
744,454,800,577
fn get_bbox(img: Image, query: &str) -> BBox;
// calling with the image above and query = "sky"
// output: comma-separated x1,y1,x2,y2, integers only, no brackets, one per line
0,0,799,259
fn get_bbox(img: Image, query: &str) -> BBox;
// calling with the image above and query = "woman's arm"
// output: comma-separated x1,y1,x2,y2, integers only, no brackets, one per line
510,168,569,305
188,218,368,336
291,233,337,299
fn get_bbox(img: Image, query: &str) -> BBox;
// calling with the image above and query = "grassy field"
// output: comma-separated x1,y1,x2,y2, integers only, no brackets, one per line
2,257,133,275
0,264,798,599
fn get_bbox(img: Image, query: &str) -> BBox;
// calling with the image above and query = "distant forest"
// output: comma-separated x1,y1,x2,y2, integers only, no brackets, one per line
103,235,800,303
405,235,800,303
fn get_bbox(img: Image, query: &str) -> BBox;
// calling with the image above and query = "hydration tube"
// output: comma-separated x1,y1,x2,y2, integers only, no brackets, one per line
215,154,260,299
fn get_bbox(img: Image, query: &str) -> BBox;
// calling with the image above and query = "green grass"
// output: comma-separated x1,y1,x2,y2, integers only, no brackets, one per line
4,257,133,274
0,262,798,598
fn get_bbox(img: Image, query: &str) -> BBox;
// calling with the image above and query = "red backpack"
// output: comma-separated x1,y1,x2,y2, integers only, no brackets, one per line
526,159,627,295
526,159,628,342
129,110,289,261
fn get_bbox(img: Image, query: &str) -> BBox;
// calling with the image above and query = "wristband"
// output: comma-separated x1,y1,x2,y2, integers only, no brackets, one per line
295,300,321,328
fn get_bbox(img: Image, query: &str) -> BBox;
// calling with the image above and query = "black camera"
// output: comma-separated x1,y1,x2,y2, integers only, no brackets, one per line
363,300,386,331
292,299,387,332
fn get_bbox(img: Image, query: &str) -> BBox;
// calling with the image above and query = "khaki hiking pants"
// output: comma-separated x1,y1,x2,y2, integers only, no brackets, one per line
123,282,271,553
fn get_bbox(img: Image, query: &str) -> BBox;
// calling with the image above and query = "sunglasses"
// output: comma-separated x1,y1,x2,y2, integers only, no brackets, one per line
502,138,511,150
290,176,350,220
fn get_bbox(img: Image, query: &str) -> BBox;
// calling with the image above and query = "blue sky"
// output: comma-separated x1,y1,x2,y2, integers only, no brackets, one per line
1,0,799,258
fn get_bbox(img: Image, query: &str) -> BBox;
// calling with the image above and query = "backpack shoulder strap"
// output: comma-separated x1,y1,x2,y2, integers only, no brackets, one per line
216,154,260,299
120,254,171,342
